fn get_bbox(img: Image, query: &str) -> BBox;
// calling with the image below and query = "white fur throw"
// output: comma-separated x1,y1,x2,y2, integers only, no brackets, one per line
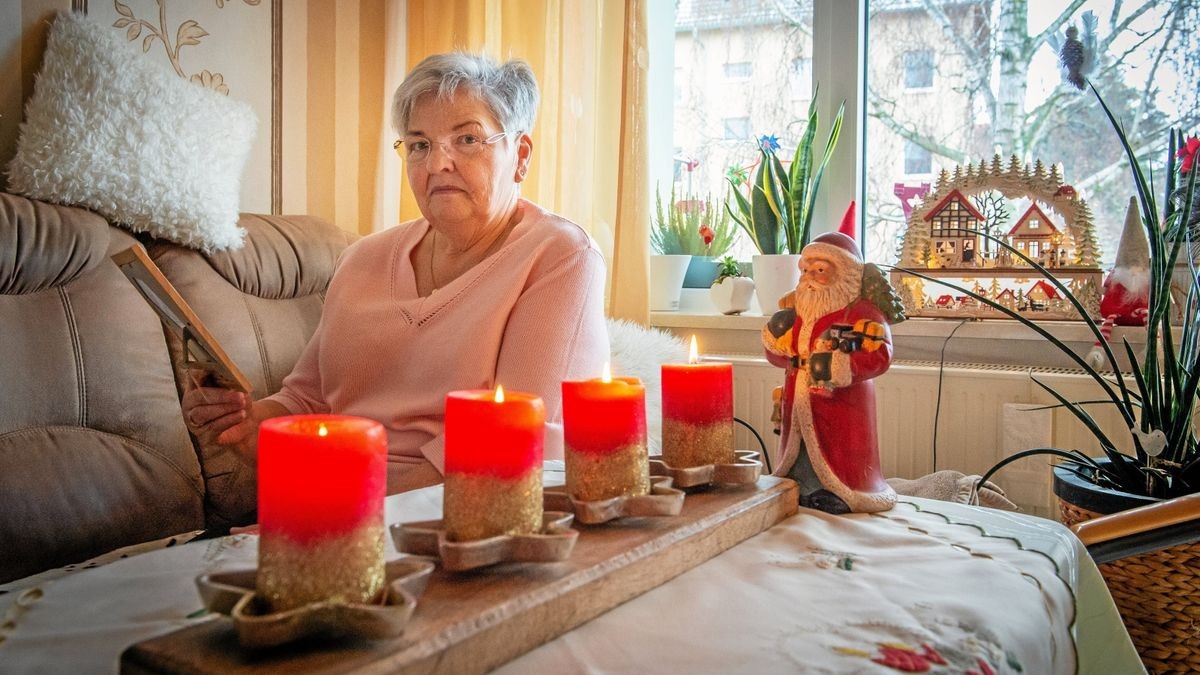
6,13,256,252
606,318,688,454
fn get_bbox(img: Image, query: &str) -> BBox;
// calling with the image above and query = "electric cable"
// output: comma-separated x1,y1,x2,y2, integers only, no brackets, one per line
735,416,771,474
931,319,969,471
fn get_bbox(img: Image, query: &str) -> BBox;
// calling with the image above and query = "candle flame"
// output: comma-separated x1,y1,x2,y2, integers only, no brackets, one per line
494,384,505,403
689,335,700,364
601,362,612,383
318,423,328,437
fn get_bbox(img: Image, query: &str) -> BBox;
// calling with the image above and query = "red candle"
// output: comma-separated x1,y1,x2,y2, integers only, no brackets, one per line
562,366,650,501
661,336,734,468
444,386,545,541
257,415,387,611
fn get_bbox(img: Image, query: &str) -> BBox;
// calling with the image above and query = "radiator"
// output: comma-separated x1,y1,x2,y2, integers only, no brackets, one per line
729,357,1131,518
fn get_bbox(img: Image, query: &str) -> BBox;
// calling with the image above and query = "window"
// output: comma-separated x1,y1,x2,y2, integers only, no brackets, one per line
723,117,751,140
1029,219,1040,229
904,141,932,175
672,1,814,259
789,57,812,101
903,49,934,89
864,1,1197,266
723,61,752,80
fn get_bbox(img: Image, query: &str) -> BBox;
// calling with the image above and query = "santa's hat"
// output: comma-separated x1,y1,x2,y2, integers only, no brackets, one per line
837,201,858,239
804,202,863,266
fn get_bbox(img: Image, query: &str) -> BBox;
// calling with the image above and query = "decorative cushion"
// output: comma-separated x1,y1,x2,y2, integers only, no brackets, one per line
606,318,688,454
5,12,256,252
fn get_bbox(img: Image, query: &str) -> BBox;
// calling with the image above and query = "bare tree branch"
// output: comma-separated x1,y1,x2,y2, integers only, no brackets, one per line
1099,1,1161,54
867,87,970,163
770,0,812,37
1030,0,1088,53
919,0,982,64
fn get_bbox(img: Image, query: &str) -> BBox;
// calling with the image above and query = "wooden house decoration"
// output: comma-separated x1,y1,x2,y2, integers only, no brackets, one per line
1008,204,1062,266
1026,280,1061,304
925,189,986,268
891,154,1103,321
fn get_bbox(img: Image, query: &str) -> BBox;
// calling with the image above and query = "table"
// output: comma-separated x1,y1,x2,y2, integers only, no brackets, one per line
0,469,1143,674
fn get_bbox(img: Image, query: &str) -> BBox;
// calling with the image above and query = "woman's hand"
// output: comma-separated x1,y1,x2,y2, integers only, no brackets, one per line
180,370,290,464
181,372,253,446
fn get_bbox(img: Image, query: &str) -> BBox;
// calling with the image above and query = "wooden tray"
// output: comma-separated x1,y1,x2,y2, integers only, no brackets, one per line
120,476,798,674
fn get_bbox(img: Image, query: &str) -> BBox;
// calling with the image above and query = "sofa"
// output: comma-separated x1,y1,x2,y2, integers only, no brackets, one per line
0,192,356,583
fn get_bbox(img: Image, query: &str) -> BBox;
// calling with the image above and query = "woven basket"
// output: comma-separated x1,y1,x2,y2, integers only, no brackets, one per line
1059,499,1200,674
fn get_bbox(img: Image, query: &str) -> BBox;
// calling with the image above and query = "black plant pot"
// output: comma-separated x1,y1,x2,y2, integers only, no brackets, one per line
1051,459,1157,516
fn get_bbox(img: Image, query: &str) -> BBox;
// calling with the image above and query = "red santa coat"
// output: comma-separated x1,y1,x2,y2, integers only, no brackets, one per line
766,297,896,513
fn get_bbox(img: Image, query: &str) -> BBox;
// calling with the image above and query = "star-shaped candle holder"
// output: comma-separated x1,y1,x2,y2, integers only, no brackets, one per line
391,511,578,572
543,476,685,525
648,450,763,489
194,557,434,648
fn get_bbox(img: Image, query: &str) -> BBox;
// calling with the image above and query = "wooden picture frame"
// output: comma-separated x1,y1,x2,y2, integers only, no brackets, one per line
111,246,252,393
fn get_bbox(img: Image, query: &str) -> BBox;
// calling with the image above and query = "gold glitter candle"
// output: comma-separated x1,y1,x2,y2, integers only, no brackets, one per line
562,370,650,502
661,337,735,468
443,387,545,542
257,416,387,612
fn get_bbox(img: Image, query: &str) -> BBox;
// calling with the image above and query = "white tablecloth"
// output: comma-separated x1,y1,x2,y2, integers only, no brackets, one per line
0,471,1142,674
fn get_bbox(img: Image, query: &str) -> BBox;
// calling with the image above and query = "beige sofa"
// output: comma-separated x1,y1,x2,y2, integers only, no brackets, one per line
0,192,355,583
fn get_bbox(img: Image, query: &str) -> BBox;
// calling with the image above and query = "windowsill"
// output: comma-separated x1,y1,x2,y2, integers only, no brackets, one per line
651,289,1151,370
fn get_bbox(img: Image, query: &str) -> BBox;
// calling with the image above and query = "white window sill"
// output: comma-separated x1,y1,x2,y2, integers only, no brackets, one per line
650,289,1149,371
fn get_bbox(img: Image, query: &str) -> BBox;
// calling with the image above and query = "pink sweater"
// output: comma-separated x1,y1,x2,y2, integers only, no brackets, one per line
266,199,609,477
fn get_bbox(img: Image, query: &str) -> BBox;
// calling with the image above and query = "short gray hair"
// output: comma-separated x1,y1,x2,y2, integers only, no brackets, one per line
392,52,539,136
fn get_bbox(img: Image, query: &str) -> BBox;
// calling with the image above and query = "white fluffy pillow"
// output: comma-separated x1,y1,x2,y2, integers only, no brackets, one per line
6,12,256,251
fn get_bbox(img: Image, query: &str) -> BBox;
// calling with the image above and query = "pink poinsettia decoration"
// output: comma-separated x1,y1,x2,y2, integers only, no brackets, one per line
1178,136,1200,174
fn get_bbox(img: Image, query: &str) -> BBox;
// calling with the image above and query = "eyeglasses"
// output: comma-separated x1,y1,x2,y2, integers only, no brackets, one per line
393,131,514,165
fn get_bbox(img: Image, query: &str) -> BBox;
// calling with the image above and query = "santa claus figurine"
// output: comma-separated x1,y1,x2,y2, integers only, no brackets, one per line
762,203,906,514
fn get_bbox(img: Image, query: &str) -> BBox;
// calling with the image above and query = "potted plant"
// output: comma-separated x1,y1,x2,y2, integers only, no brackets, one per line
708,255,755,315
725,88,845,314
900,85,1197,672
652,183,737,289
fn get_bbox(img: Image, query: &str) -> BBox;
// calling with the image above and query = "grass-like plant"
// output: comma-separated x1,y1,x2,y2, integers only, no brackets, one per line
651,183,736,257
724,88,845,255
899,85,1198,500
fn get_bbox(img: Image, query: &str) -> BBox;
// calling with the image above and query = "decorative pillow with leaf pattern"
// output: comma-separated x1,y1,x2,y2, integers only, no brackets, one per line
5,12,256,251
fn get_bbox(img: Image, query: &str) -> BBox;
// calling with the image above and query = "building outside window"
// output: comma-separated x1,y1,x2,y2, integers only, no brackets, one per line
904,140,933,176
789,56,812,102
723,117,751,140
903,49,934,89
670,0,1199,266
723,61,753,79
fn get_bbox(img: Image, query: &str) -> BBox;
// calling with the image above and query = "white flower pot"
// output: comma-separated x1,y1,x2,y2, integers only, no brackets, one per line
752,254,801,315
709,276,755,315
649,255,692,311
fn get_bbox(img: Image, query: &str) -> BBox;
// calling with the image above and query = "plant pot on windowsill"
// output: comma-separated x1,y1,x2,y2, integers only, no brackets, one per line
682,256,720,288
1052,460,1199,673
649,254,691,312
751,254,801,315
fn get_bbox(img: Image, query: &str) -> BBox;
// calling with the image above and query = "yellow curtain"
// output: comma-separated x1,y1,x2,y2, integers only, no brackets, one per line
400,0,648,323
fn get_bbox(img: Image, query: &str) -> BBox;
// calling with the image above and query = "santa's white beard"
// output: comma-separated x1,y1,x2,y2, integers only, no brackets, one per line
795,266,861,327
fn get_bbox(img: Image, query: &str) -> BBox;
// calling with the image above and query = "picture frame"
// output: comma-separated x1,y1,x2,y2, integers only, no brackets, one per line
111,246,252,393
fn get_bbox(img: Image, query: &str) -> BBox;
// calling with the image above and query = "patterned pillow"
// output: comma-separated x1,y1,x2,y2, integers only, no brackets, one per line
6,12,256,252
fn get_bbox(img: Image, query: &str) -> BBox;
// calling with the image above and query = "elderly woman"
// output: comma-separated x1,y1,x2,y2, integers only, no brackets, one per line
183,52,609,493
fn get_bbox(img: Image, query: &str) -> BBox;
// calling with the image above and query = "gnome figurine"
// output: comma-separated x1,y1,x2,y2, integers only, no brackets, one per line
1087,198,1149,368
761,203,906,514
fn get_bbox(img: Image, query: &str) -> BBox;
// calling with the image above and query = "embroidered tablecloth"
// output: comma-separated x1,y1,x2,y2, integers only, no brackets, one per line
0,472,1142,674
